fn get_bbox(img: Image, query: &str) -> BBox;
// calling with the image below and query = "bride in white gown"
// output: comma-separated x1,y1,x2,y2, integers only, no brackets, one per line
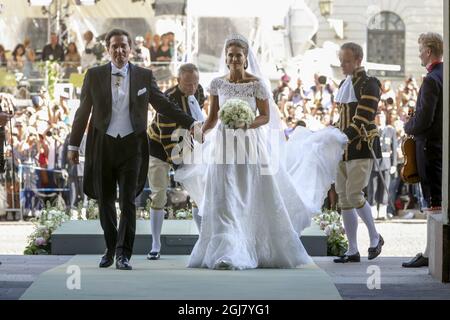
175,34,347,270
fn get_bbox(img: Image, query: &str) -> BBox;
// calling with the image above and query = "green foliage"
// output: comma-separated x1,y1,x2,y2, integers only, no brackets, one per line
36,60,61,101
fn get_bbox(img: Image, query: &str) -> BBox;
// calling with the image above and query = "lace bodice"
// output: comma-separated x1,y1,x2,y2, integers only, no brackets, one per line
209,77,271,113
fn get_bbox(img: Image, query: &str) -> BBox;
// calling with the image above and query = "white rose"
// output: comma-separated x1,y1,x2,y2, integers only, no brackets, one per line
324,225,331,236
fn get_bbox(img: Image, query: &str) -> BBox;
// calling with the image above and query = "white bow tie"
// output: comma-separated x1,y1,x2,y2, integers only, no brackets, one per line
111,64,128,78
112,70,127,78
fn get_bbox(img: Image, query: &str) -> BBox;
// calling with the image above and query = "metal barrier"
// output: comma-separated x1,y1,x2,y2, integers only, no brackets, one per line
0,162,69,221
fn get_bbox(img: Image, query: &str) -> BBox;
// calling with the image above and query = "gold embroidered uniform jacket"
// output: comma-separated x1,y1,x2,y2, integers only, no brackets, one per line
336,67,382,161
148,85,205,167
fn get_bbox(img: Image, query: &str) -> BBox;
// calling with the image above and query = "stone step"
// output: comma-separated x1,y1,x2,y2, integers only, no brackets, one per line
51,220,328,256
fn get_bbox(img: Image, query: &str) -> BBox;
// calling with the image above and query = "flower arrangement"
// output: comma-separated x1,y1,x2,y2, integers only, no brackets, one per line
313,210,348,257
219,99,255,129
143,198,193,220
24,202,70,255
174,209,193,220
75,199,99,220
86,199,99,220
37,60,61,101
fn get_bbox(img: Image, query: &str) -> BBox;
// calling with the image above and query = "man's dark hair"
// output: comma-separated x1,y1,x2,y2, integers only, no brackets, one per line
105,29,132,48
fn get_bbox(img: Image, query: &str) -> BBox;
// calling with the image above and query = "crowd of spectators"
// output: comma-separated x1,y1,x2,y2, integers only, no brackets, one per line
0,30,424,220
0,30,178,81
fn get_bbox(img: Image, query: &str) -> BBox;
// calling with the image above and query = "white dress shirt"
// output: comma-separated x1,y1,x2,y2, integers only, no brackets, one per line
106,63,134,138
335,75,358,104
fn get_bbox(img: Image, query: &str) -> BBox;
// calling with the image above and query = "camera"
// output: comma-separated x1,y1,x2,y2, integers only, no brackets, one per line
318,75,327,85
46,127,59,137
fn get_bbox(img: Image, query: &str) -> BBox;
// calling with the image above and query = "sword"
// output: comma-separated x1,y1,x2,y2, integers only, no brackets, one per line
361,124,395,219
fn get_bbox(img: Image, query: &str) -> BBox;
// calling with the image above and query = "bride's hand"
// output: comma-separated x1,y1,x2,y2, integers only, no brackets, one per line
191,122,204,144
201,125,211,136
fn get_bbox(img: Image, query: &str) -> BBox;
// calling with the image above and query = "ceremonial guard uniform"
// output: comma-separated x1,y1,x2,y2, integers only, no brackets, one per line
334,65,384,263
146,84,205,260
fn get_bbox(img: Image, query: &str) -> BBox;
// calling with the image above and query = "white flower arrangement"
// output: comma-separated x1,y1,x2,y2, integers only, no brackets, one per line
24,204,70,255
313,210,348,256
175,209,193,220
219,99,255,129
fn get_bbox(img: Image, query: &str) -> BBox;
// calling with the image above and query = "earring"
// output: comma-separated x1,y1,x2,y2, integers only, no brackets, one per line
244,61,248,69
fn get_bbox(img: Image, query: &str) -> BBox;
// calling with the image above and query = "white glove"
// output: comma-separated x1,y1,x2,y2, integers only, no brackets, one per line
390,166,397,175
190,121,204,144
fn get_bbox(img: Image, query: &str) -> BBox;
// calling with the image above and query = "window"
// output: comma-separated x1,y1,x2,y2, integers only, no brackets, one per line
367,11,405,77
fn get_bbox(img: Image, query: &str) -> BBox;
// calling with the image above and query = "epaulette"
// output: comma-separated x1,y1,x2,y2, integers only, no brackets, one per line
359,76,381,97
166,87,178,97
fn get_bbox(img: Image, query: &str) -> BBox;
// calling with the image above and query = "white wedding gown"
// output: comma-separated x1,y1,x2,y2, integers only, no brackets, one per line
175,77,347,270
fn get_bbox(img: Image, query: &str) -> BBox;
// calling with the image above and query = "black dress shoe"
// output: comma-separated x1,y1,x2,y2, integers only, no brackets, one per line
116,256,132,270
368,234,384,260
402,253,429,268
147,251,160,260
99,255,114,268
333,252,361,263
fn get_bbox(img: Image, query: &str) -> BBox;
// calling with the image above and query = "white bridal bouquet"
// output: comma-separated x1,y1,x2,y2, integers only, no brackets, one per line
219,99,255,129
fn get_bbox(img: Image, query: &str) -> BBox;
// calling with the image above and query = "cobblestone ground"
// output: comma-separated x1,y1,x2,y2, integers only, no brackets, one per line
0,222,35,255
0,220,427,256
357,220,427,257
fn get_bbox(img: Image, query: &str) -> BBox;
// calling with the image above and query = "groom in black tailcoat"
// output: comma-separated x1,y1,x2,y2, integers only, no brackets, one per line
68,29,200,270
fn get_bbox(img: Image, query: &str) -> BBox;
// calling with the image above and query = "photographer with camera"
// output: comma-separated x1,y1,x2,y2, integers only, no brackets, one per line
81,31,104,70
0,93,13,127
0,94,12,263
132,36,151,68
308,74,335,110
1,93,14,176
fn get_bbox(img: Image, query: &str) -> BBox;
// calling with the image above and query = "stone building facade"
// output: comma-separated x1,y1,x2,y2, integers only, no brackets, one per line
304,0,443,82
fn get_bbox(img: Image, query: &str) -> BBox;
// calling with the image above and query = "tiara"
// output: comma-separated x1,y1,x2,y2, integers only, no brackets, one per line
225,33,249,46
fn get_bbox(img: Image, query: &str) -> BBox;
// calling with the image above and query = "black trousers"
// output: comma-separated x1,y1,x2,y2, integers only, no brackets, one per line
99,133,142,260
416,140,442,207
